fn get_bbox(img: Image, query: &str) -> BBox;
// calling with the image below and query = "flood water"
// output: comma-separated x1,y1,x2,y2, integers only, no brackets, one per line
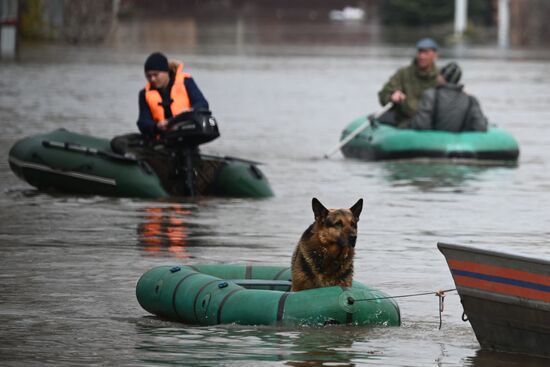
2,18,550,366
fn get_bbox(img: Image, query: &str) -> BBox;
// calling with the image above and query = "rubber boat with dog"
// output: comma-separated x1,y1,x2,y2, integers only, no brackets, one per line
8,114,273,199
439,242,550,358
340,115,520,162
136,264,401,327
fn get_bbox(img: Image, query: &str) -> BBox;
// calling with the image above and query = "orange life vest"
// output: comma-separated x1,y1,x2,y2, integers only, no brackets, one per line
144,64,191,123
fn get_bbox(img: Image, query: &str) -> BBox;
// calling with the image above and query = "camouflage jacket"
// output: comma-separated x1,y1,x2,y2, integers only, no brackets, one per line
378,59,439,126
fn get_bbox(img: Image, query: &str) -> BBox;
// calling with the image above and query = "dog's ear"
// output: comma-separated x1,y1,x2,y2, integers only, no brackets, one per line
312,198,328,221
350,198,363,220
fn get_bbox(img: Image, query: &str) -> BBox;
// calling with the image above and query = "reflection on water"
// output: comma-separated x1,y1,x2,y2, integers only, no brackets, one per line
283,327,372,367
106,17,381,53
466,349,550,367
381,161,516,192
133,317,550,366
137,204,192,259
135,323,379,367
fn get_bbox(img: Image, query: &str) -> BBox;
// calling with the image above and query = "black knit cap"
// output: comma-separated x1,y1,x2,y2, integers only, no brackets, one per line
144,52,169,72
440,62,462,84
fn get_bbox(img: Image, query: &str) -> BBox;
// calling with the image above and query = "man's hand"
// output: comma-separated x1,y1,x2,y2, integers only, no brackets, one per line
391,90,406,103
157,120,169,131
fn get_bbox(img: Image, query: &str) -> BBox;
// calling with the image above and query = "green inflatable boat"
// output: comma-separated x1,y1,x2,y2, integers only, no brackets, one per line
340,115,520,162
8,129,273,199
136,264,401,327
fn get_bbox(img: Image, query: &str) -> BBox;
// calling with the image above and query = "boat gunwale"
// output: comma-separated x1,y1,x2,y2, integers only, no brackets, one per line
438,242,550,269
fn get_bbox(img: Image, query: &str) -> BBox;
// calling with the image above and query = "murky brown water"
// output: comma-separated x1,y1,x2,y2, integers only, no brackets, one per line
1,18,550,366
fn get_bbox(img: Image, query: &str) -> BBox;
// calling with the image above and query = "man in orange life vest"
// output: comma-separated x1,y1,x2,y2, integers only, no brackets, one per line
137,52,209,138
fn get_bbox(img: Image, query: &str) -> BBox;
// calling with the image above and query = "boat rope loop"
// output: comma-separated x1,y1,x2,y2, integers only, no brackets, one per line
354,288,457,330
435,289,446,330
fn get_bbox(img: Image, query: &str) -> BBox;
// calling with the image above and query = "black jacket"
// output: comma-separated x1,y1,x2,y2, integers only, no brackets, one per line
410,84,488,132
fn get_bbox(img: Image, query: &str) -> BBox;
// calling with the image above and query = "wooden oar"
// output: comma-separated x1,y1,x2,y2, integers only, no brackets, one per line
323,102,393,159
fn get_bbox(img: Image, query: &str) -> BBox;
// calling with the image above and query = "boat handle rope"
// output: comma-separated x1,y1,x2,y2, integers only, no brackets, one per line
353,288,457,330
42,140,138,163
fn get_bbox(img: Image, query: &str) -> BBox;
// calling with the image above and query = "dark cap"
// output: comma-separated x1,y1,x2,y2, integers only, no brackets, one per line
144,52,169,72
416,38,439,51
440,62,462,84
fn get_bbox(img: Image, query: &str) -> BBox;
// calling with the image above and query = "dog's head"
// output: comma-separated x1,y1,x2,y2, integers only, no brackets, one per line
312,197,363,248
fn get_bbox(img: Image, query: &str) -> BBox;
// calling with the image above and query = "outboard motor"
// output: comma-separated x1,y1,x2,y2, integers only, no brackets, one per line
161,110,220,196
163,110,220,147
110,110,221,197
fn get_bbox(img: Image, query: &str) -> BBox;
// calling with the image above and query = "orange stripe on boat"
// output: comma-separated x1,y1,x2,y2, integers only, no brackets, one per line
453,274,550,303
448,259,550,286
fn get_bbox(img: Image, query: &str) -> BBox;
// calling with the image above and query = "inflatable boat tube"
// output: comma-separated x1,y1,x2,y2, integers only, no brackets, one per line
136,264,401,327
340,115,519,162
8,129,274,198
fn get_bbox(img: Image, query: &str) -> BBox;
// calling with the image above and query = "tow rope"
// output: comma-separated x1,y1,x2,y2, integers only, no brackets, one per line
353,288,457,330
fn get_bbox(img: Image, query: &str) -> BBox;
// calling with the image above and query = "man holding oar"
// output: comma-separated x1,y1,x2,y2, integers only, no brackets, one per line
324,38,440,159
378,38,439,128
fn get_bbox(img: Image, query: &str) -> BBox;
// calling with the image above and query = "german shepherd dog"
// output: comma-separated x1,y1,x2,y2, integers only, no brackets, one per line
291,198,363,292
